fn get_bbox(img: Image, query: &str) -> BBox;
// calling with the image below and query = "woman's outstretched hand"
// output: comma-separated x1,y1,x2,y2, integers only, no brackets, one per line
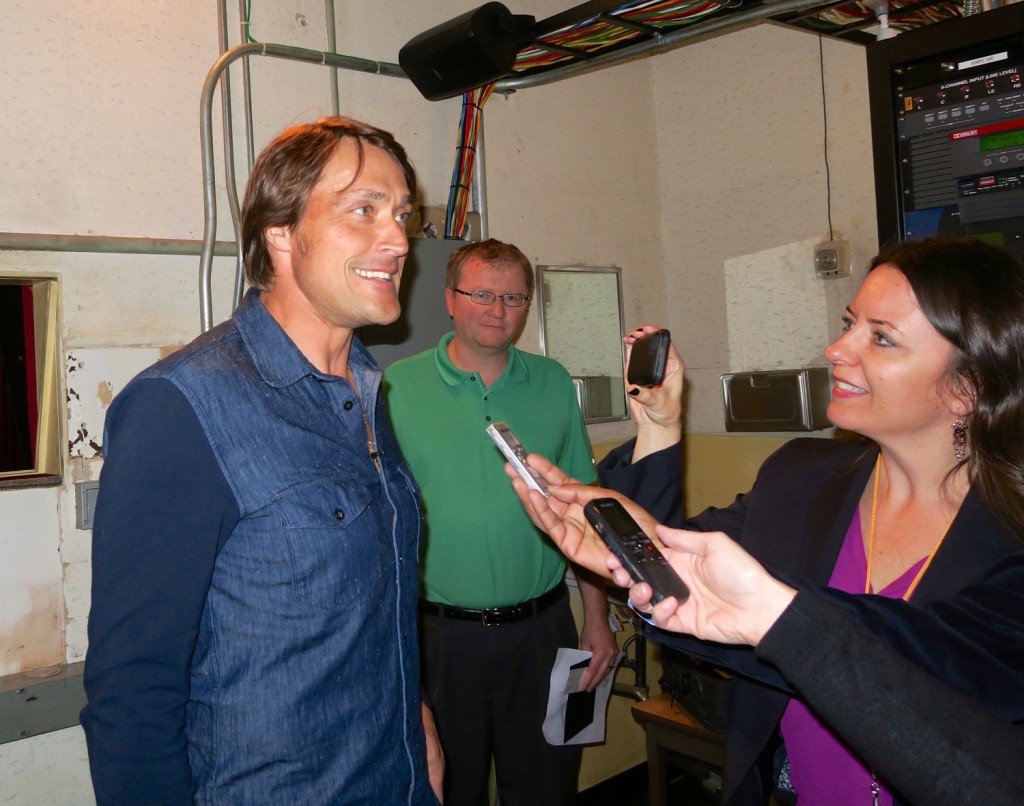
504,453,661,580
612,527,797,646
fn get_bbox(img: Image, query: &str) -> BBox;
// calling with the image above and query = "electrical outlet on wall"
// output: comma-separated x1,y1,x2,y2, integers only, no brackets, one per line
813,240,852,279
75,481,100,530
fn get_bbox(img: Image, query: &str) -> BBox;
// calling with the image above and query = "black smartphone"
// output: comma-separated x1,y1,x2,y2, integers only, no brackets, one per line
583,497,690,604
626,329,671,388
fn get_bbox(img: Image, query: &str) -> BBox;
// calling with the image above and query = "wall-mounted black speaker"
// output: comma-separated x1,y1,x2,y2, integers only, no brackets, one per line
399,3,535,102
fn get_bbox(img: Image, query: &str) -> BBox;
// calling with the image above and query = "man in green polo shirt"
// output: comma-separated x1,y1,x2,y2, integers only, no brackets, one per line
384,239,617,806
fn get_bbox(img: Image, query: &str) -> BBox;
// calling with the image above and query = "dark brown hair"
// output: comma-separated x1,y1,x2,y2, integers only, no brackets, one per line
241,117,417,290
871,236,1024,536
445,238,535,297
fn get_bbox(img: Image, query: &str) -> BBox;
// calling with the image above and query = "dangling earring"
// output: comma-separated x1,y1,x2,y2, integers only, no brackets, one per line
952,419,967,463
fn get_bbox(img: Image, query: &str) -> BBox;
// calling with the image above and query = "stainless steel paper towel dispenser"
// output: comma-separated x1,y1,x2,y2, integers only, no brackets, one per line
572,375,613,420
721,367,831,432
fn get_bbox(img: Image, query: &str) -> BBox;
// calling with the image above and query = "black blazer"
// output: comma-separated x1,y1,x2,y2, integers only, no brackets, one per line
757,587,1024,806
601,437,1024,804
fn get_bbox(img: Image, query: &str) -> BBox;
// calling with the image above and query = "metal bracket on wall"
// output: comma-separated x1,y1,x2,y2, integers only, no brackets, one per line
419,206,481,242
0,662,86,745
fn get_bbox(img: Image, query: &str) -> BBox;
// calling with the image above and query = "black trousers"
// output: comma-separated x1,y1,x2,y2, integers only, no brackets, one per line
420,597,582,806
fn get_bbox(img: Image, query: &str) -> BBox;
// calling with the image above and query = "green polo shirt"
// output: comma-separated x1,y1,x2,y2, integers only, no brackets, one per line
384,332,597,608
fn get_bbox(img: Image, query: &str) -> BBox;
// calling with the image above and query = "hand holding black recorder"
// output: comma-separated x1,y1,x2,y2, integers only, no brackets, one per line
492,422,689,604
626,328,671,388
584,497,690,604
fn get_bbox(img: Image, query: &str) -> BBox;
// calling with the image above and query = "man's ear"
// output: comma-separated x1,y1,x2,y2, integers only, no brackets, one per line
445,288,455,320
264,225,292,256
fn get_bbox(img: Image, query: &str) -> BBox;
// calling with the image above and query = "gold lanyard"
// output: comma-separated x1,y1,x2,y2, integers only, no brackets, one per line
863,454,957,599
863,453,959,804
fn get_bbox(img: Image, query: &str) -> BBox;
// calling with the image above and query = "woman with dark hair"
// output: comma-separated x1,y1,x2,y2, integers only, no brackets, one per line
512,237,1024,805
881,238,1024,533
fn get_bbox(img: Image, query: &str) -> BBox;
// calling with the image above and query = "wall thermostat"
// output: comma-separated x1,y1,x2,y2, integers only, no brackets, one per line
813,240,851,279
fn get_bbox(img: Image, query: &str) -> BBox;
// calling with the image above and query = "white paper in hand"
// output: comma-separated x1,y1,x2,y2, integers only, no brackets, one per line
542,648,623,745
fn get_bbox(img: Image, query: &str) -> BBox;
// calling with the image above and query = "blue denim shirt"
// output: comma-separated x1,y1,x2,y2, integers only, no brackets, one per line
83,290,433,805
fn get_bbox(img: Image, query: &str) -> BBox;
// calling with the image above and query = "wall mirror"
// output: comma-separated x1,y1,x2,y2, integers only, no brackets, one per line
536,265,627,424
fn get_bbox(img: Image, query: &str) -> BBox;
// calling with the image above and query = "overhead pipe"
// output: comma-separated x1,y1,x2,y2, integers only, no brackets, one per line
198,42,405,331
0,232,236,256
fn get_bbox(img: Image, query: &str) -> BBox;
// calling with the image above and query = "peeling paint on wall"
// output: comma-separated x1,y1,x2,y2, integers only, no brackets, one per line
66,352,94,459
96,380,113,408
65,347,162,459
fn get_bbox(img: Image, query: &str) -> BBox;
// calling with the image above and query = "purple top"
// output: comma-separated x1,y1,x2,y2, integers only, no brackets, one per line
779,508,927,805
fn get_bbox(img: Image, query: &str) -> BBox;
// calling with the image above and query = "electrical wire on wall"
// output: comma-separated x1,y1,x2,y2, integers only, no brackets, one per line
799,0,961,33
819,36,834,242
508,0,965,74
243,0,254,41
445,83,495,239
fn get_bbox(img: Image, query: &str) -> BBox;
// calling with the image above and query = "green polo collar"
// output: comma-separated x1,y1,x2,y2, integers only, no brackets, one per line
432,331,530,389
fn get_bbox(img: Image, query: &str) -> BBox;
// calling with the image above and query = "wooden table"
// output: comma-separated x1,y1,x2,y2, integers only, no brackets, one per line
631,693,726,806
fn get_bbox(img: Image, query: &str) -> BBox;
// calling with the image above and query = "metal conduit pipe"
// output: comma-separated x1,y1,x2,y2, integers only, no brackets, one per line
198,42,405,331
0,232,237,256
216,0,247,312
238,0,257,169
472,115,490,242
325,0,341,115
494,0,825,92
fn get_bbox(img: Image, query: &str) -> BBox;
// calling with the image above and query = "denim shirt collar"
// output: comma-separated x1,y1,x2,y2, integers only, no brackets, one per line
234,288,381,389
431,331,529,390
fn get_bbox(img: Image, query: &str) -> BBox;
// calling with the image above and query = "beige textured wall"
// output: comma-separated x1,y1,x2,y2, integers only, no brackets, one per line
652,24,877,433
482,57,666,447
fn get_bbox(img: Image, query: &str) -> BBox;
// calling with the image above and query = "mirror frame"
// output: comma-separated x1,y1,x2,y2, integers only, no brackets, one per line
536,264,628,424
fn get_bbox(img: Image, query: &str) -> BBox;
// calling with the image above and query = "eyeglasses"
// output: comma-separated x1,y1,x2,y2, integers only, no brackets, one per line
452,288,530,308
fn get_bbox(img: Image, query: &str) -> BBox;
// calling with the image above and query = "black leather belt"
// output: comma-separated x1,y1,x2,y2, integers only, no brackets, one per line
419,582,567,626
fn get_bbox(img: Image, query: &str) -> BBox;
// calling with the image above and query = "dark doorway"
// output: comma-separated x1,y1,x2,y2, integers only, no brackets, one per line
0,284,37,472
